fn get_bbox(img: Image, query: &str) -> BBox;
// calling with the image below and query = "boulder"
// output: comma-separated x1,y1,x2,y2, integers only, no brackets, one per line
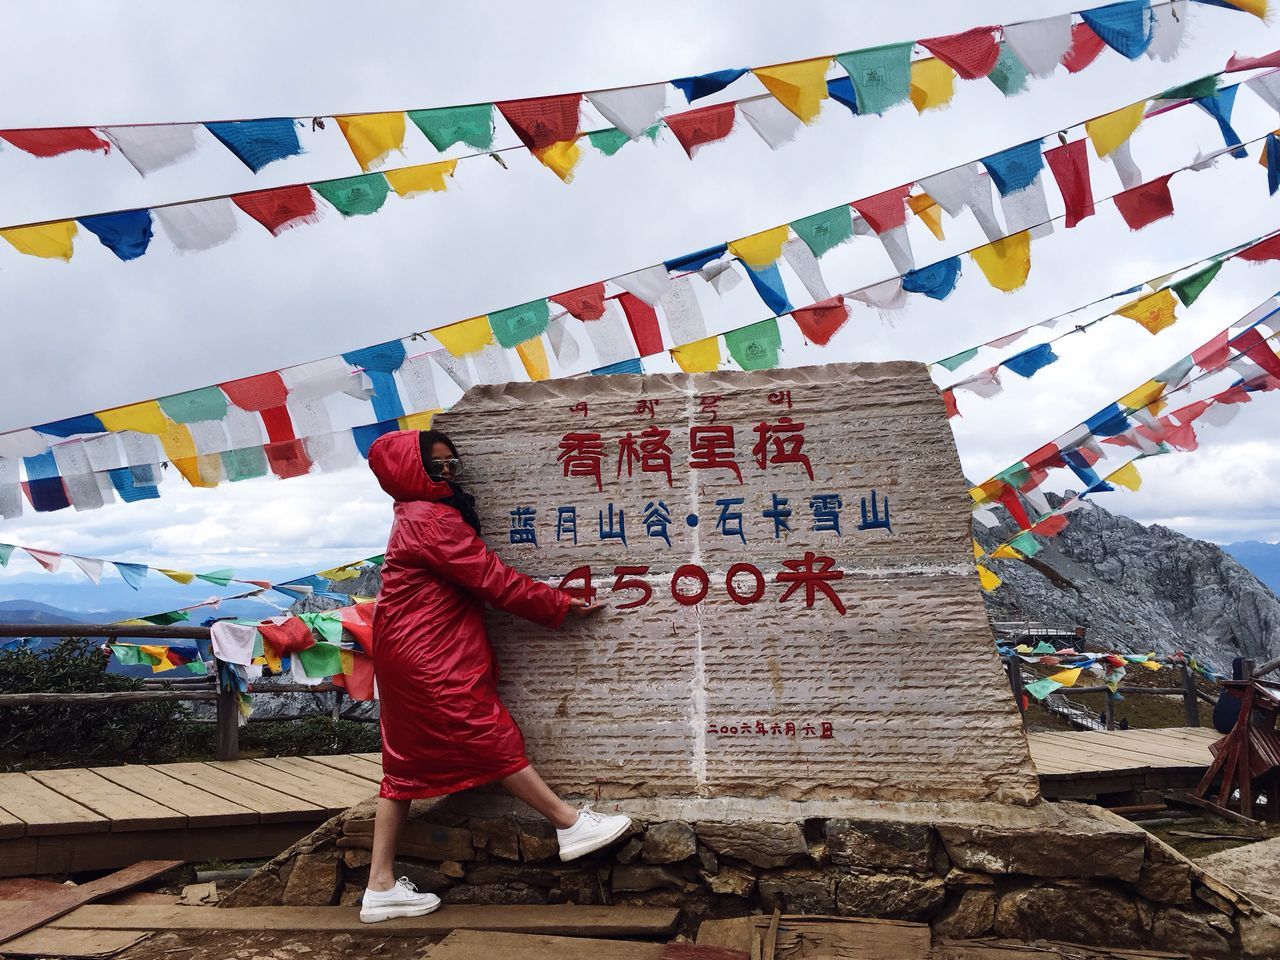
697,845,719,874
282,854,341,906
470,817,521,861
617,837,644,864
643,822,698,864
937,810,1144,882
757,869,836,914
825,818,935,873
465,863,559,888
835,873,946,921
1151,907,1234,958
1136,843,1192,905
439,860,465,878
994,885,1143,946
518,821,560,862
703,865,755,898
1238,909,1280,960
933,889,996,939
559,870,606,905
341,848,371,870
696,821,808,869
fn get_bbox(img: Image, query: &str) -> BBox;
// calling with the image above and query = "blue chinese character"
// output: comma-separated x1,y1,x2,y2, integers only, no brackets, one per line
763,494,792,539
556,506,578,544
599,503,627,545
644,500,673,547
509,507,538,546
809,494,843,535
715,497,746,544
858,490,892,533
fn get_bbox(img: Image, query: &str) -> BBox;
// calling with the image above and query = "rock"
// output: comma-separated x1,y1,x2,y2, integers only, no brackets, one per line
757,869,836,914
338,885,363,906
643,822,698,864
559,870,606,905
697,845,719,874
281,854,341,906
836,873,946,921
703,865,755,898
945,869,993,888
933,889,996,939
994,885,1142,946
617,838,644,865
1136,852,1192,905
825,818,935,873
341,848,371,870
1239,910,1280,960
1195,883,1237,916
1151,908,1234,957
439,860,465,879
470,818,520,861
390,861,452,893
696,821,808,869
611,863,685,893
398,822,474,862
518,821,560,862
936,813,1144,882
465,863,559,888
443,882,546,905
221,868,285,908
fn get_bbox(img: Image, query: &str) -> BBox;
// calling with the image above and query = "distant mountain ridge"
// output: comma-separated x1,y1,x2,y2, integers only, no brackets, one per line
1224,541,1280,595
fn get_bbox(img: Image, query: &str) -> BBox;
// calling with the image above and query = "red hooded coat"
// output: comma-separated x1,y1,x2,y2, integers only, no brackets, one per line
367,430,571,799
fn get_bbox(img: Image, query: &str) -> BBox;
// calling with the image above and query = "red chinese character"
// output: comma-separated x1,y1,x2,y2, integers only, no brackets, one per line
617,426,673,486
776,552,846,614
752,416,813,480
707,722,720,734
769,722,782,735
698,395,722,422
802,723,817,737
755,720,767,735
784,721,796,737
558,432,605,491
767,389,793,409
689,425,742,482
570,401,589,418
634,399,660,419
738,721,751,736
820,721,834,740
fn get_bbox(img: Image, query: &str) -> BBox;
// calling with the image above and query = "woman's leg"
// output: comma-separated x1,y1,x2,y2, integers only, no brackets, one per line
499,764,577,828
368,797,411,890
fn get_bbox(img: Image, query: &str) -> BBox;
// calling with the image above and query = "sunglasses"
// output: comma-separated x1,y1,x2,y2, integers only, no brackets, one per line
427,458,463,478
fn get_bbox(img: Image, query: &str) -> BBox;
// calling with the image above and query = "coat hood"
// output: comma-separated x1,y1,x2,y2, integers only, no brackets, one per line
368,430,455,503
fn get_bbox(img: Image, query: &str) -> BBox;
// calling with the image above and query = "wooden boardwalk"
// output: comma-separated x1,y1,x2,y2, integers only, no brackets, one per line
0,730,1223,876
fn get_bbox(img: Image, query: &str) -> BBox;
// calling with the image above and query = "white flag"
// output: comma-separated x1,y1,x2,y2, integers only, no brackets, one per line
1004,15,1074,77
104,123,201,176
155,198,238,253
586,84,668,140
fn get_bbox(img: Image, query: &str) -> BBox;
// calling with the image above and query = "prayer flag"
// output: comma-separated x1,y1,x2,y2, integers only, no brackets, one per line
114,561,148,589
0,127,109,157
902,257,962,300
791,296,849,346
920,26,1001,79
587,128,631,156
1113,174,1175,231
835,42,913,115
1008,531,1041,557
942,388,960,418
728,225,790,267
850,185,911,233
665,103,735,157
1,221,77,260
154,199,238,252
725,319,782,370
103,124,200,176
489,299,550,348
297,642,343,679
78,210,153,261
908,194,945,240
753,58,831,123
791,206,853,258
1229,326,1280,379
988,43,1030,96
586,84,667,139
738,97,801,149
1081,1,1155,59
70,556,104,583
497,95,581,151
312,173,389,217
158,568,195,584
1025,677,1063,700
976,564,1002,591
1195,86,1247,159
1192,330,1230,370
1049,666,1083,687
205,118,302,172
618,292,664,356
1002,341,1058,379
342,341,406,421
937,347,979,372
1148,1,1189,61
1004,14,1074,77
551,283,606,320
1108,462,1143,490
408,104,495,151
1196,0,1267,18
613,265,671,305
159,387,227,424
1118,379,1166,411
971,231,1032,292
826,77,858,115
232,185,321,236
671,68,748,102
910,58,956,112
1235,233,1280,262
384,159,456,197
1265,134,1280,196
335,113,405,171
1171,261,1223,307
671,336,721,373
516,337,550,381
742,263,792,314
1085,100,1147,157
433,315,493,356
219,370,288,413
533,139,581,182
1044,139,1095,228
1062,23,1107,73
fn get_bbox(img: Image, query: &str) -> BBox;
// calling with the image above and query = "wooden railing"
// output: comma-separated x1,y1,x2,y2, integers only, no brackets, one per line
0,623,341,760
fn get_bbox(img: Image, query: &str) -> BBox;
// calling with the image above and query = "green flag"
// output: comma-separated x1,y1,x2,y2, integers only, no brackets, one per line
141,610,191,626
836,42,913,115
196,569,235,587
1158,76,1219,102
297,642,343,679
298,612,343,646
313,173,390,217
988,43,1029,97
489,299,550,348
0,544,13,567
409,104,495,151
158,386,228,424
1008,531,1041,558
791,206,853,259
588,128,629,156
725,319,782,371
221,448,269,483
110,643,148,665
1170,261,1223,308
936,347,979,372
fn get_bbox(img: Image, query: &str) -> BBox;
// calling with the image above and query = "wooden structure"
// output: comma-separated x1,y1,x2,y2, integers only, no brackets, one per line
1026,727,1220,800
1192,678,1280,822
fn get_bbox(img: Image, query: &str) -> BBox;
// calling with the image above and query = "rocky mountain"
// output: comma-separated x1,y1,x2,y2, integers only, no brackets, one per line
979,496,1280,671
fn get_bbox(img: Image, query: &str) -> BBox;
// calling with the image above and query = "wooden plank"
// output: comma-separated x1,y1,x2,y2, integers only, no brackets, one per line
28,768,186,831
267,756,382,793
427,930,664,959
151,763,325,823
91,765,257,828
305,753,384,782
1033,732,1207,768
0,927,148,958
0,774,109,837
0,804,26,840
48,903,680,938
1041,730,1212,763
205,760,369,812
0,838,37,877
0,859,181,946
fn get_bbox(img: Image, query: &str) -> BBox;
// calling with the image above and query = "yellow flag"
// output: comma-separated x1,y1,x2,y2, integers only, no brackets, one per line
1107,462,1142,491
970,231,1032,293
1085,101,1147,158
1050,667,1082,687
534,139,582,182
318,563,362,582
671,336,721,373
753,58,831,123
972,539,983,559
1,221,77,260
99,400,170,435
1116,288,1177,334
910,58,956,113
336,112,406,171
516,338,551,381
433,316,493,356
158,569,195,584
991,544,1023,560
908,194,945,240
1140,658,1163,671
969,478,1005,505
1224,0,1267,17
139,645,177,672
976,564,1002,591
173,453,221,489
728,225,790,267
1118,380,1166,414
398,410,440,430
157,420,197,463
385,159,458,197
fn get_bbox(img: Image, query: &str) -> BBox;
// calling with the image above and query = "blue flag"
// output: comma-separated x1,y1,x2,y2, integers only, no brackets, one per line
1002,342,1059,379
903,257,962,301
205,118,302,172
79,210,154,261
980,140,1044,196
1081,1,1155,60
671,68,748,102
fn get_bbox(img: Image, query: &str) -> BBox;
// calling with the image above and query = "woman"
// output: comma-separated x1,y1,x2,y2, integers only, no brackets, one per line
360,429,631,923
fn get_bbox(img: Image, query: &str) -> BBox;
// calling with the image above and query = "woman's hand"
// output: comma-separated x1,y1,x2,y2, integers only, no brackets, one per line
566,596,605,618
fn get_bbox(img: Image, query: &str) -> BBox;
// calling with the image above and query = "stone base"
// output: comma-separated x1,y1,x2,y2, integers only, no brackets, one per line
224,794,1280,958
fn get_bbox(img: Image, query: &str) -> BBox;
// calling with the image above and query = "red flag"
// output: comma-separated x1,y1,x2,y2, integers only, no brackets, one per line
1192,331,1230,371
1113,175,1174,231
220,371,289,410
1032,514,1069,537
618,292,663,356
0,127,110,157
1158,417,1199,452
332,651,376,700
790,295,849,346
496,94,582,151
1025,442,1065,471
1062,23,1106,73
942,388,960,419
232,185,321,236
1234,234,1280,263
1214,383,1251,405
338,604,375,654
258,617,315,656
997,486,1032,530
850,185,912,234
665,103,736,158
551,283,607,321
1229,327,1280,380
265,439,313,479
1226,49,1280,72
919,26,1001,80
1044,140,1095,228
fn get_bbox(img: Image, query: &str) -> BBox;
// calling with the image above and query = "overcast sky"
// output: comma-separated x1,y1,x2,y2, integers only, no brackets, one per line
1,0,1279,607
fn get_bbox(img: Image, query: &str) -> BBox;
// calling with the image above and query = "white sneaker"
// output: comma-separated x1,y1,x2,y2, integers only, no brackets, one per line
359,877,441,923
556,805,632,861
